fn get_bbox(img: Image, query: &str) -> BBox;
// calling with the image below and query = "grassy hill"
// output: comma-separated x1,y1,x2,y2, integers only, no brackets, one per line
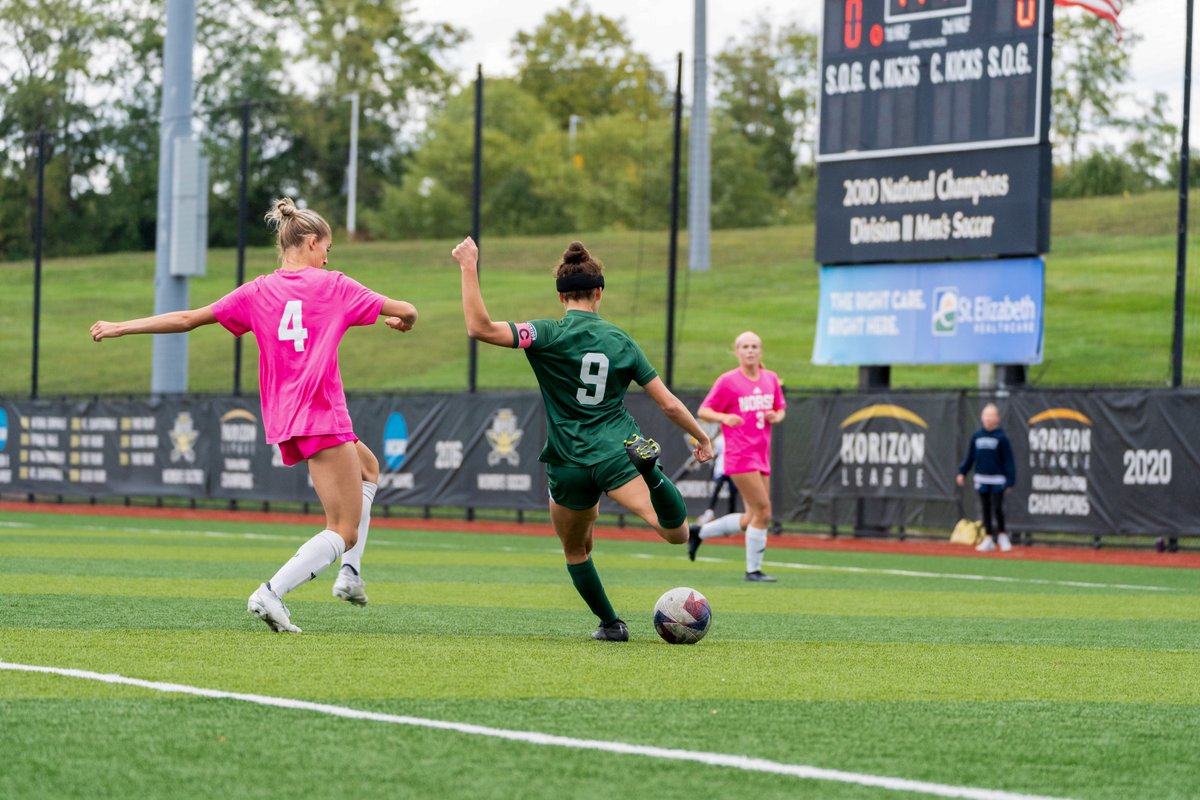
2,190,1200,396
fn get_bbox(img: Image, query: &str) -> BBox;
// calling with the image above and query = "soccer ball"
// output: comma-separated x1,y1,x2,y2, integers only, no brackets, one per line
653,587,712,644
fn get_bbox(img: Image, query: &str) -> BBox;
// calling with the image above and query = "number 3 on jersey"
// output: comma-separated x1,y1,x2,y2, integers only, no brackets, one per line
278,300,309,352
576,352,609,405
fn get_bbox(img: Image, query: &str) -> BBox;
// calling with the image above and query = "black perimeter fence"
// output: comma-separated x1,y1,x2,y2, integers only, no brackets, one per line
0,387,1196,552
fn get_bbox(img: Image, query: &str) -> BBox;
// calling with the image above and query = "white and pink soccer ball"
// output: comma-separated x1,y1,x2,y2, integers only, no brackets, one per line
653,587,712,644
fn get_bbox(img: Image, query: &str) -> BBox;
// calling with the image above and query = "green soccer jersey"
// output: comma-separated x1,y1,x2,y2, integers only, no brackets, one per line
508,310,658,467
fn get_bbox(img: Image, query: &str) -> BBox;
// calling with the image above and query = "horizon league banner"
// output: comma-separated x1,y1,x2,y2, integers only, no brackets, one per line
0,395,550,509
1003,392,1200,536
806,394,960,500
815,146,1051,264
813,257,1044,365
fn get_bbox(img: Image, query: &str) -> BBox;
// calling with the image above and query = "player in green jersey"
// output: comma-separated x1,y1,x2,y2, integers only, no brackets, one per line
452,237,713,642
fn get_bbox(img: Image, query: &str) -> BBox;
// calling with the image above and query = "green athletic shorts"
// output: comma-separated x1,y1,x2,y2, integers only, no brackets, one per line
545,451,642,510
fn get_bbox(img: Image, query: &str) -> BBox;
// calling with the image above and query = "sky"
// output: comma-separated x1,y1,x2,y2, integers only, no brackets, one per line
417,0,1200,132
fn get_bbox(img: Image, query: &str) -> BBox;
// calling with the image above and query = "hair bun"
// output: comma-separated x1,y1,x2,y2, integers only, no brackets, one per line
563,241,590,265
275,198,296,217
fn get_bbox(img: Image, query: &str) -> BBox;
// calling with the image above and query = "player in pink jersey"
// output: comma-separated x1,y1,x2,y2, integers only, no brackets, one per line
687,331,786,581
90,198,417,632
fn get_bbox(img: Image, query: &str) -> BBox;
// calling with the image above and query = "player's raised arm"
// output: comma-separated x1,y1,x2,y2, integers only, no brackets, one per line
380,298,418,332
642,377,714,464
91,306,218,342
451,236,515,347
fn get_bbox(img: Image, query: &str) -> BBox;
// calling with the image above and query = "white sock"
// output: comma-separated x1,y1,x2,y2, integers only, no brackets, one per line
341,481,377,575
699,512,743,540
268,530,345,597
745,526,768,573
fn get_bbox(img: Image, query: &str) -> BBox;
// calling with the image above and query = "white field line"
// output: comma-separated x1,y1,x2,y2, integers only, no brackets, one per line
760,560,1176,593
1,521,1175,591
0,660,1068,800
646,553,1177,593
5,523,403,547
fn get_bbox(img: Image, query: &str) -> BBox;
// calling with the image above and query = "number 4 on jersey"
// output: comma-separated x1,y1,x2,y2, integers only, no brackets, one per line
278,300,309,352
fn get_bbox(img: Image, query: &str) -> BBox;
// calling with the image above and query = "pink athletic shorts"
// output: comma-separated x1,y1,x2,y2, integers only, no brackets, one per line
277,432,359,467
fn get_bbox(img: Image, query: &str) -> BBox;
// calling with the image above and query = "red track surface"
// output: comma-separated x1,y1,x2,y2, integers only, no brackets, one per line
3,501,1197,570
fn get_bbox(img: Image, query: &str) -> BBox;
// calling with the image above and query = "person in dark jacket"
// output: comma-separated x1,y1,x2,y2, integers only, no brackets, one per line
956,403,1016,552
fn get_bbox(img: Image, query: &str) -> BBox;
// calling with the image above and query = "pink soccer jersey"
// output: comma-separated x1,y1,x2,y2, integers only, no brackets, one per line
700,368,786,475
211,268,385,443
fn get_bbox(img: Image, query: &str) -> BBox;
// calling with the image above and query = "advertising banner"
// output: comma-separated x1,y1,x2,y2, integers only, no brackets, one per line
1005,392,1200,535
3,390,1200,537
813,258,1044,365
0,397,217,500
807,393,960,500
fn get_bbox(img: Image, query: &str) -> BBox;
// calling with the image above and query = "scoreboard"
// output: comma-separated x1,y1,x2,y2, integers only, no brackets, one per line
815,0,1053,264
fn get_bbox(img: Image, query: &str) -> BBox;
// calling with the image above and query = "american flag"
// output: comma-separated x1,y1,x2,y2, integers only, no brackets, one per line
1054,0,1124,35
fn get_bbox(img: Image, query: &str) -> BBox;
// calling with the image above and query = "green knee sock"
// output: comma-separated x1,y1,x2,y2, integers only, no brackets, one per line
645,466,688,529
566,558,618,625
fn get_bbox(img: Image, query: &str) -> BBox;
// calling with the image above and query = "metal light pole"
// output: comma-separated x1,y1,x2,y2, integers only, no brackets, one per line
234,99,250,396
1172,0,1194,387
31,130,47,399
667,54,684,388
151,0,196,394
687,0,711,272
468,65,483,393
568,113,583,169
346,91,360,236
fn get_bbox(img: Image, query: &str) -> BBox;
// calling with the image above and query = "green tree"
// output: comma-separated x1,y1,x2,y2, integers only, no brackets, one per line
0,0,118,258
1052,150,1140,198
361,80,571,239
1052,8,1140,165
561,112,674,231
511,0,669,128
712,17,818,197
1124,91,1178,190
268,0,465,229
708,117,779,228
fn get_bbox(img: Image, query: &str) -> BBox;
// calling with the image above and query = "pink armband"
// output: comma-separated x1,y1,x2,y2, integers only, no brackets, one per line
514,322,536,349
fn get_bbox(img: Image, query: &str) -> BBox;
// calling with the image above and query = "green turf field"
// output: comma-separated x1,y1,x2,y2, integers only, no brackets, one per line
5,191,1200,395
1,510,1197,799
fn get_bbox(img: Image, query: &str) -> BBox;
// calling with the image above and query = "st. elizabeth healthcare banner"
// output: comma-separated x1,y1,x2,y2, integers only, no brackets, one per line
813,258,1044,365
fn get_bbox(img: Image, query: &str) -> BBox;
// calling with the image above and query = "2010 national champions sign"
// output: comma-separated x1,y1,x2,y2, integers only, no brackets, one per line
815,0,1053,265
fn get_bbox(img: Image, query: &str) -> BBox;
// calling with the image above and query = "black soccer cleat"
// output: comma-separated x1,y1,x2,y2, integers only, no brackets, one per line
744,571,777,583
687,523,702,561
591,619,630,642
623,435,661,477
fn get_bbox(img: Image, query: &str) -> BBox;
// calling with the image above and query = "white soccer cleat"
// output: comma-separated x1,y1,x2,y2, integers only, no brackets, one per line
696,509,716,526
975,536,997,553
332,566,368,606
247,583,301,633
997,533,1013,552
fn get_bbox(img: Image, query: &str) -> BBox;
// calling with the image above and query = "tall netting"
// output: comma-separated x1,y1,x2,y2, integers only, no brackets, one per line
4,3,1200,397
0,53,817,397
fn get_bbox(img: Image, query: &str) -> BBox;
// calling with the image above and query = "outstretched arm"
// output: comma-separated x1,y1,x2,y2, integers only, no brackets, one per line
643,377,713,463
380,298,418,332
698,405,743,428
451,237,513,347
91,306,217,342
